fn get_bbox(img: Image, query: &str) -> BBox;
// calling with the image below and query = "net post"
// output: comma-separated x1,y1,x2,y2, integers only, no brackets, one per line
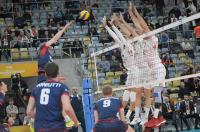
82,77,94,132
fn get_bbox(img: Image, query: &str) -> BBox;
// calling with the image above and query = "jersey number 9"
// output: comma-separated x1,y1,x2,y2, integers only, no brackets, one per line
40,89,50,105
103,100,111,107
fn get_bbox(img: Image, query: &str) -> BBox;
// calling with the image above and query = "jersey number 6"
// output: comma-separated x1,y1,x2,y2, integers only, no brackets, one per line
40,89,50,105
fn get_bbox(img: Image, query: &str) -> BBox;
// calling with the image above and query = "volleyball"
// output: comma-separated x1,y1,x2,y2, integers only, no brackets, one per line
79,10,90,21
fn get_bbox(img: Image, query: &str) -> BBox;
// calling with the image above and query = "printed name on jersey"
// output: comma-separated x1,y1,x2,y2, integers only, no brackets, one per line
37,82,62,88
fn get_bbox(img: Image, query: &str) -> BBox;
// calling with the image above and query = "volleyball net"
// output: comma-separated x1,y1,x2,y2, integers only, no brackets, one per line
85,13,200,95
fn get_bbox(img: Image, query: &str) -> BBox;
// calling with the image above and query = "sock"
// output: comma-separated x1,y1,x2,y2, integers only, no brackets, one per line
144,107,150,119
134,107,140,118
153,109,160,118
126,110,132,119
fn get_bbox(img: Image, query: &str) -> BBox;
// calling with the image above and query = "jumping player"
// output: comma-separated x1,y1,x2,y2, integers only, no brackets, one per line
128,2,166,125
37,21,74,83
93,86,134,132
102,16,138,123
27,62,79,132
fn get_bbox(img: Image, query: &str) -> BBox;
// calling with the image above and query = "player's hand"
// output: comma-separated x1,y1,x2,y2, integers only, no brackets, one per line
111,13,118,22
128,1,132,12
102,16,107,27
119,12,124,21
64,21,75,29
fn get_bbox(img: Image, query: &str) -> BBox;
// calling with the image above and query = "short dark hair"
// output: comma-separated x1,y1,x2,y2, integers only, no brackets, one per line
102,86,112,96
44,62,59,78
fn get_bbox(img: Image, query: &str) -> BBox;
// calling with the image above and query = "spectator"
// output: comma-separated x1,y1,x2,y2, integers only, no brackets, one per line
69,87,86,132
6,98,18,117
99,29,112,44
23,11,32,23
88,25,98,36
72,38,83,57
168,13,178,24
186,0,197,16
155,0,165,16
14,12,26,29
97,55,110,73
162,96,179,131
48,14,55,26
155,18,164,28
1,29,11,61
29,26,39,48
194,22,200,46
54,7,65,24
169,6,182,18
110,55,122,72
15,30,30,49
65,9,74,20
178,83,190,99
174,97,183,131
180,39,195,58
179,94,197,130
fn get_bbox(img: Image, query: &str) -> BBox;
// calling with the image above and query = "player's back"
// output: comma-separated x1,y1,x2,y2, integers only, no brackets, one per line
95,97,122,120
38,45,52,68
32,80,68,130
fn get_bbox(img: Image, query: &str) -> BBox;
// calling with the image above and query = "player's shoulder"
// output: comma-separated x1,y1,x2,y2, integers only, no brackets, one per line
97,96,120,103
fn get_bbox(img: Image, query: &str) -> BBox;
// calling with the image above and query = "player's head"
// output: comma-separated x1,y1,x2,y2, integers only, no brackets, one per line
71,87,78,95
44,62,59,78
102,86,113,96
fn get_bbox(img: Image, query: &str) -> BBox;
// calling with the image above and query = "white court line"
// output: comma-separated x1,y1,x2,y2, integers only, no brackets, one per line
95,73,200,94
91,13,200,57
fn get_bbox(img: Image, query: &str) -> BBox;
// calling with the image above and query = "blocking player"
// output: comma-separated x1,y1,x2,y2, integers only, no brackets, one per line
37,21,74,83
93,86,134,132
102,16,138,123
128,2,166,125
27,62,79,132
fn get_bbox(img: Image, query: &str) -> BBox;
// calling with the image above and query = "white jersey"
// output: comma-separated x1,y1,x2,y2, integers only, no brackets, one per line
143,36,166,85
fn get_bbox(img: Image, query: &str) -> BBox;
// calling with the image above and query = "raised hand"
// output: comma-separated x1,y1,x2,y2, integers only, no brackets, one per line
128,1,132,12
111,13,119,22
119,12,124,22
102,16,107,27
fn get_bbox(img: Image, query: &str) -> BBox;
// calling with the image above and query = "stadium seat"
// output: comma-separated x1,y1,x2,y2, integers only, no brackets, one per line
11,49,20,60
106,72,115,78
20,48,29,59
98,72,106,79
178,53,186,58
114,71,123,78
102,79,112,85
112,78,120,85
172,80,181,87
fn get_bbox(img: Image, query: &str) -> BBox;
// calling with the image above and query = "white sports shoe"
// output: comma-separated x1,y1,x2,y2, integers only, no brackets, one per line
130,117,141,125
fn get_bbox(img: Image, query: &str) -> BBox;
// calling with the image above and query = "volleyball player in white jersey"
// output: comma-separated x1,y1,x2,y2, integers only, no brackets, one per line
128,2,166,125
102,16,139,123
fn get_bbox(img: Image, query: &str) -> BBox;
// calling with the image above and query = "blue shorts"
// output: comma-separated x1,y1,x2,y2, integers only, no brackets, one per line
94,119,128,132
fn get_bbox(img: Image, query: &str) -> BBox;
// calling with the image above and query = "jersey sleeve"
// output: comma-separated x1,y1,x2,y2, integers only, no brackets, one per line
61,85,69,96
30,89,36,99
0,92,5,108
111,25,126,42
40,45,49,57
105,26,121,43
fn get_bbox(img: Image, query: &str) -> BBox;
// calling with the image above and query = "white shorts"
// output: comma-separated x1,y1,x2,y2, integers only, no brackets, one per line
151,64,166,86
125,68,139,87
122,90,136,102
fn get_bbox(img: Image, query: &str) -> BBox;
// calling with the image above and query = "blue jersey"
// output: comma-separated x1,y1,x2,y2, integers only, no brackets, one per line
38,44,52,70
31,80,69,130
94,97,122,120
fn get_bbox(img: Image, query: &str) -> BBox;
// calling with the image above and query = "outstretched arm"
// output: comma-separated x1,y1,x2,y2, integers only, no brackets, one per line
128,3,143,35
118,12,138,37
102,17,121,43
130,2,150,33
45,21,74,47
